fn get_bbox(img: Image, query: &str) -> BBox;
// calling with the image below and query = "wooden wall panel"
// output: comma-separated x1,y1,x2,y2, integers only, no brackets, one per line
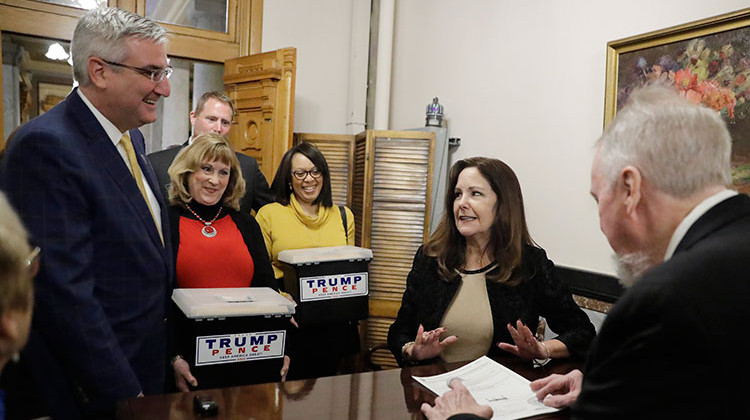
352,136,369,248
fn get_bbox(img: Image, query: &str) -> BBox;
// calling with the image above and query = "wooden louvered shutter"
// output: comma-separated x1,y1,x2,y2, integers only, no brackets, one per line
293,133,355,207
352,130,435,368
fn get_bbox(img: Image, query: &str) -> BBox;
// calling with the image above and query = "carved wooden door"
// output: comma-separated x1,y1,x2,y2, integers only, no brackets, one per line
224,47,296,183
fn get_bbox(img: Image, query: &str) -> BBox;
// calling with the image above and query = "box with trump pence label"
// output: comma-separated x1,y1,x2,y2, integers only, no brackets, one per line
171,287,294,389
278,246,372,327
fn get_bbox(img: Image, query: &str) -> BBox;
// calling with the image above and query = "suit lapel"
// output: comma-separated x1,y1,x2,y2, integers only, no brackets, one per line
66,91,165,250
674,194,750,255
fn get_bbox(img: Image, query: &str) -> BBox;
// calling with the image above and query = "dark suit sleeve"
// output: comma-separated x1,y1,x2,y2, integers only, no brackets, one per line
1,130,142,399
232,211,277,290
146,148,178,206
249,159,273,212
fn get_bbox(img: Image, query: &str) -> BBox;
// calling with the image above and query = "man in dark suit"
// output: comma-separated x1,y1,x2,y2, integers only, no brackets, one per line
148,91,272,214
0,8,173,418
421,84,750,419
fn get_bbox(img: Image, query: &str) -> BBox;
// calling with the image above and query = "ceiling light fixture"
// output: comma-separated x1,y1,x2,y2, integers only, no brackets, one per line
45,43,69,61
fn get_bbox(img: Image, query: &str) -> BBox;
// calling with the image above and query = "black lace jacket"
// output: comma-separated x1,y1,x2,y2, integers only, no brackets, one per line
387,244,595,366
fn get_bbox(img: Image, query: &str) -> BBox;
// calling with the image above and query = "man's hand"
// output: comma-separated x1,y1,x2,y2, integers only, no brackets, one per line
173,357,198,392
529,369,583,408
420,379,493,420
280,355,290,381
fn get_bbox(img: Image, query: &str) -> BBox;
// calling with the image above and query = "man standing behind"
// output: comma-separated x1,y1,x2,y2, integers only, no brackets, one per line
0,8,172,417
421,84,750,419
148,91,272,213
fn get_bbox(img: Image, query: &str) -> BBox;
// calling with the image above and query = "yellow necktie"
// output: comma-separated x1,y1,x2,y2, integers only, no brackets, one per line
120,132,163,244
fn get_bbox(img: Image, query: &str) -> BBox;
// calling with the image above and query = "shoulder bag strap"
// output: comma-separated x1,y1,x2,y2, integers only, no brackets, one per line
338,205,348,243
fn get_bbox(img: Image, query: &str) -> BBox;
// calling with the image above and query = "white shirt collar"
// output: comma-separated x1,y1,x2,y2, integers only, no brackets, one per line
76,89,128,145
664,189,738,260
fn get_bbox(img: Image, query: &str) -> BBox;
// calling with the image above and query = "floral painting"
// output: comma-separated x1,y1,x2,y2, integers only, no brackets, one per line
606,9,750,193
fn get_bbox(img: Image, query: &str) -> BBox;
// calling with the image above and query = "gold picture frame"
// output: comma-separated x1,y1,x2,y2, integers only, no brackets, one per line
604,8,750,193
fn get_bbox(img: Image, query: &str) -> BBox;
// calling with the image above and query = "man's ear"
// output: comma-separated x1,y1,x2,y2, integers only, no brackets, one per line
0,311,22,356
87,57,109,89
189,111,197,127
620,165,642,214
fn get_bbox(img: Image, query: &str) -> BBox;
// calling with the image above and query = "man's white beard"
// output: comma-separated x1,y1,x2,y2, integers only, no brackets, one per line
613,252,654,288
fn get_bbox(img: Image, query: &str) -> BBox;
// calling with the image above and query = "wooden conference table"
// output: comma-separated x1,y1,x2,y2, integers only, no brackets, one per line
117,356,582,419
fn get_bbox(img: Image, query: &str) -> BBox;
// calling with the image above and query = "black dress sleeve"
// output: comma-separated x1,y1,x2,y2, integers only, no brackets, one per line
230,210,278,291
387,247,446,366
530,247,596,358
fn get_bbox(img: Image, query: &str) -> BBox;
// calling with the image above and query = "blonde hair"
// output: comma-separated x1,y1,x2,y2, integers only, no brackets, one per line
0,192,34,314
166,133,246,211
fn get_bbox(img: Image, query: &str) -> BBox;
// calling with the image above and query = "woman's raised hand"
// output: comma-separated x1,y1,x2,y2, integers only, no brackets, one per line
497,319,547,360
407,324,458,361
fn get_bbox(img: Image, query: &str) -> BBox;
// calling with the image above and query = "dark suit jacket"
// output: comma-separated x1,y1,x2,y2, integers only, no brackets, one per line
572,193,750,419
148,141,272,214
0,89,173,418
441,195,750,420
388,245,595,366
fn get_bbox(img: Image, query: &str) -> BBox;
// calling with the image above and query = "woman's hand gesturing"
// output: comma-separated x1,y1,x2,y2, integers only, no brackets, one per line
405,324,458,361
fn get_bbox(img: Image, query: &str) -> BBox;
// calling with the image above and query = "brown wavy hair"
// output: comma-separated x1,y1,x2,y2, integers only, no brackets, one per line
423,157,534,284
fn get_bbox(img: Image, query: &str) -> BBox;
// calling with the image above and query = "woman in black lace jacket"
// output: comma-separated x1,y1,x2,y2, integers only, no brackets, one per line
388,157,594,366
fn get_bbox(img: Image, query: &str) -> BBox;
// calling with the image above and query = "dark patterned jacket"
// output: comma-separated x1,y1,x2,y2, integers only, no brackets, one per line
388,244,595,366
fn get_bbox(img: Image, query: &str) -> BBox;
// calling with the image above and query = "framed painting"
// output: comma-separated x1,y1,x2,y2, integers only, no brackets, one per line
604,8,750,193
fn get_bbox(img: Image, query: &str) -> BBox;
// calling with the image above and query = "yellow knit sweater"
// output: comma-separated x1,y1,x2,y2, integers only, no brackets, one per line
256,195,355,279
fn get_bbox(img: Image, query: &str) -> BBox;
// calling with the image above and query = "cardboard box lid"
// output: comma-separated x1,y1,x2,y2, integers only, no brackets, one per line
172,287,295,319
278,245,373,265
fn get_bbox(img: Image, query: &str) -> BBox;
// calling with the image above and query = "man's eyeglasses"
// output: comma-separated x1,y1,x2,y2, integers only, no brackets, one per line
102,59,173,83
292,169,322,180
26,246,41,278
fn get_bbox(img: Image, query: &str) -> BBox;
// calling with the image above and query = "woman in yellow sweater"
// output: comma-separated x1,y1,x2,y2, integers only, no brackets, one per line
256,142,356,380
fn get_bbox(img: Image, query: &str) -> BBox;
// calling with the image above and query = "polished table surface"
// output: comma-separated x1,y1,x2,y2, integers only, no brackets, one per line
117,356,582,419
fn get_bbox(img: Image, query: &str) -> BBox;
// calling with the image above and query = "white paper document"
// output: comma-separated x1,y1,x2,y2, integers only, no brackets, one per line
412,356,560,420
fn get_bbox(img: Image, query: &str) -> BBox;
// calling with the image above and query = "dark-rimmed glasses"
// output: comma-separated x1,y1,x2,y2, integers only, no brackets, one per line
102,59,173,83
292,169,322,180
26,246,41,278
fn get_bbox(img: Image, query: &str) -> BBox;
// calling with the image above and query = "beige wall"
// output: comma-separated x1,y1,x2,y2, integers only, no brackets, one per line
263,0,749,275
263,0,370,135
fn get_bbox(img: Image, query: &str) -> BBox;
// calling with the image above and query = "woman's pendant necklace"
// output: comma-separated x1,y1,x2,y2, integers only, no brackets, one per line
202,225,217,238
185,204,222,238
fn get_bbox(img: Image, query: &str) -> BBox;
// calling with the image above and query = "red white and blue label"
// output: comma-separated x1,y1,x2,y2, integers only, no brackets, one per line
195,330,285,366
299,272,368,302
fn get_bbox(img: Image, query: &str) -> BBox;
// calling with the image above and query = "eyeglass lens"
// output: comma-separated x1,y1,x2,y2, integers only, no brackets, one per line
102,59,172,83
292,169,321,180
